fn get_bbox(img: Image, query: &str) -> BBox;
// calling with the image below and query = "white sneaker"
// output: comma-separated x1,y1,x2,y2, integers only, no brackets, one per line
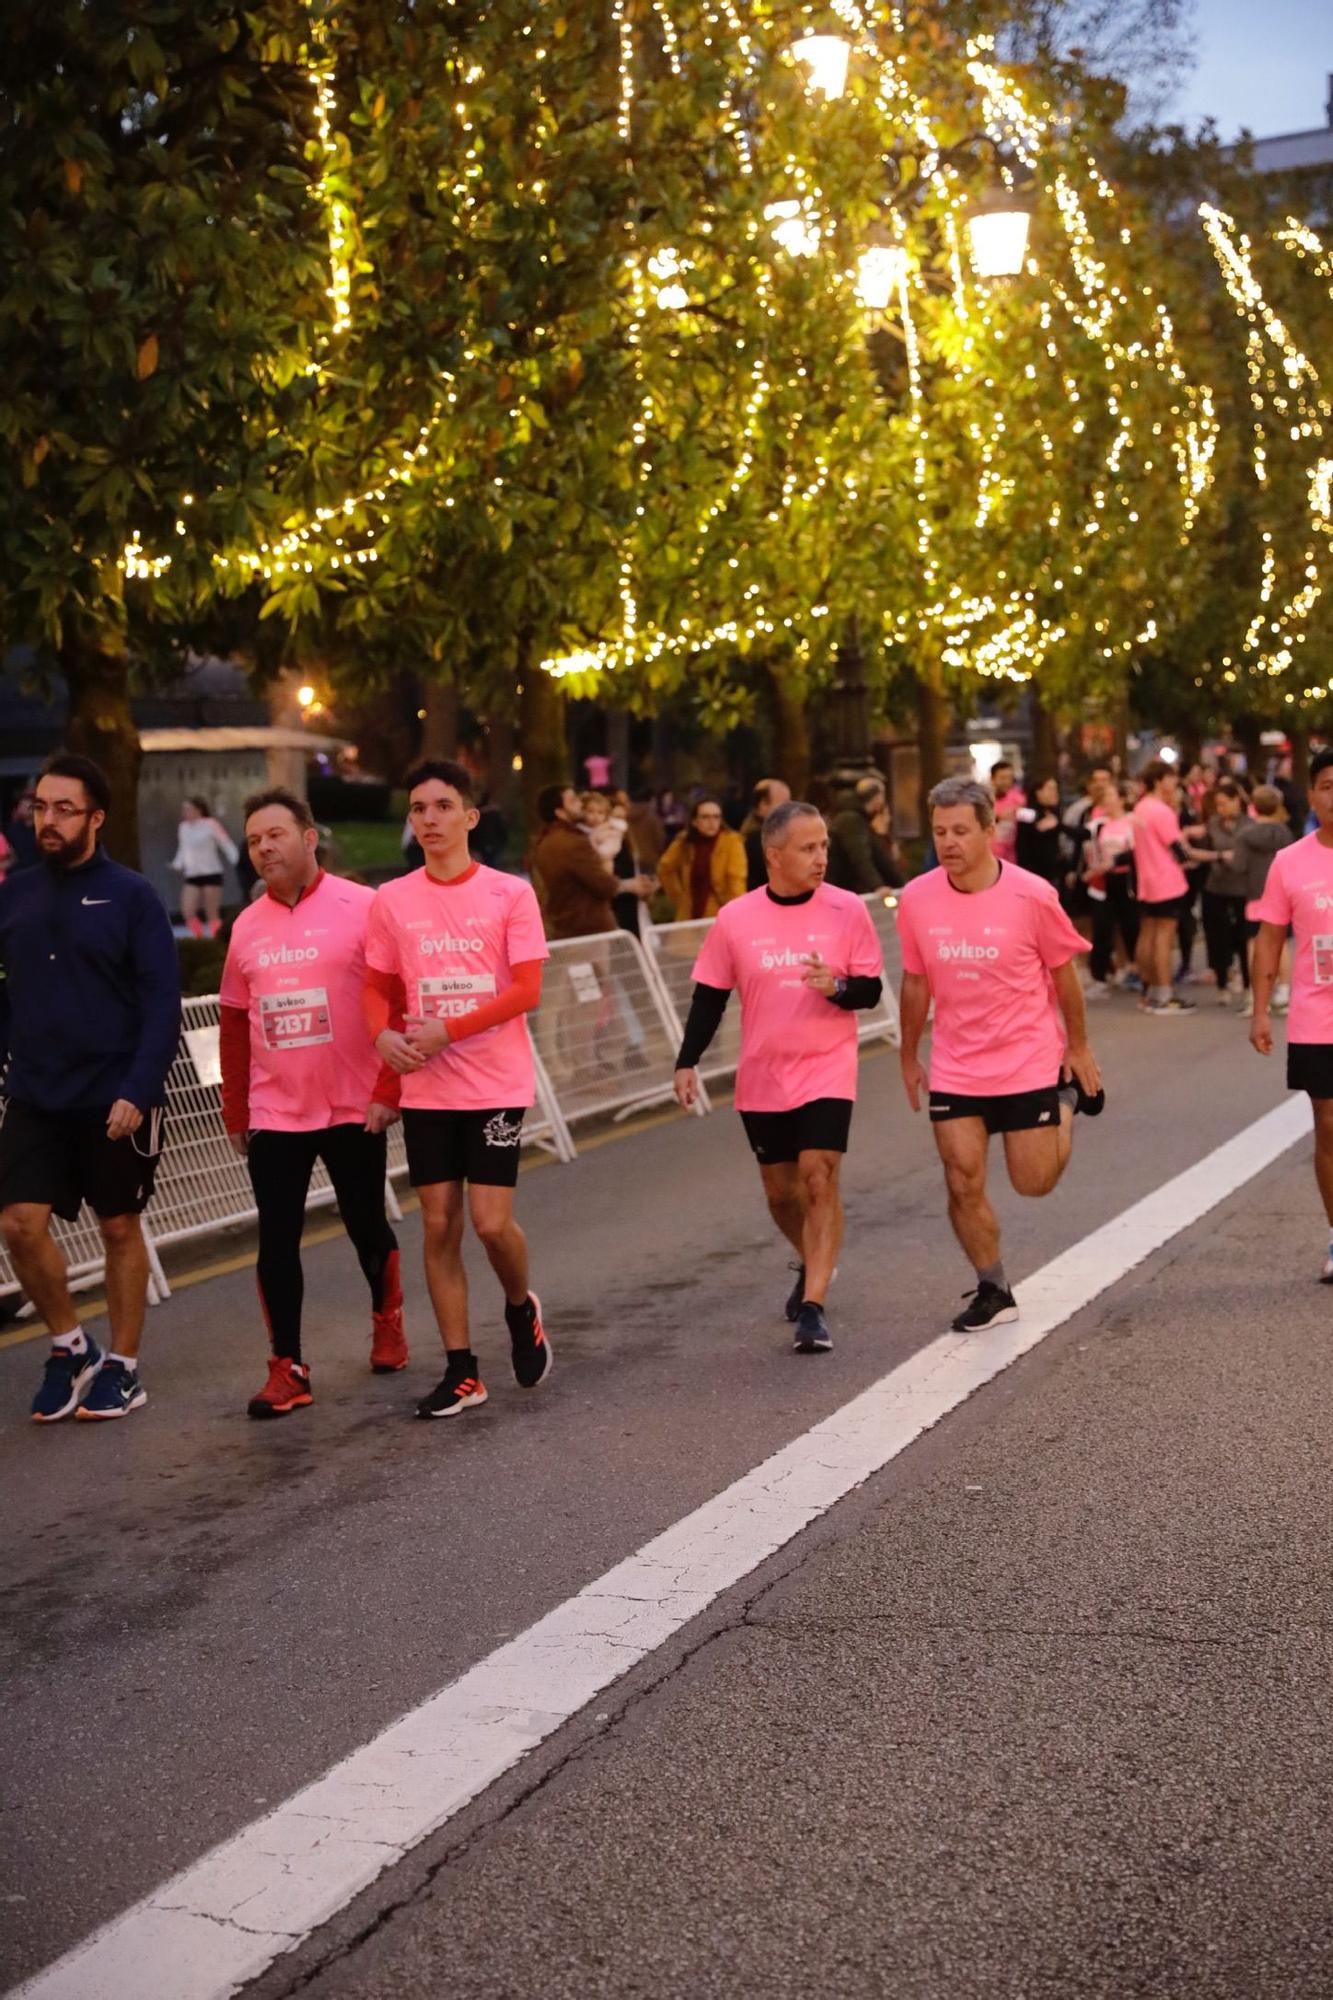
1273,985,1290,1015
1084,981,1111,1001
1239,994,1254,1017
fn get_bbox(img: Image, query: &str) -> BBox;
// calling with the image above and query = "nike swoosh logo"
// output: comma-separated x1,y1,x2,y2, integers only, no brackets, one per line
82,897,111,906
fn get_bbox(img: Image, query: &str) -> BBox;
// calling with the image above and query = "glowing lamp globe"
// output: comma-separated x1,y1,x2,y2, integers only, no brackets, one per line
790,34,851,100
855,245,908,311
965,192,1033,279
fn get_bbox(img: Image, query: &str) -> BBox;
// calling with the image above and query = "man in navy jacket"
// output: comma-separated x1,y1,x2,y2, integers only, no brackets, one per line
0,754,180,1421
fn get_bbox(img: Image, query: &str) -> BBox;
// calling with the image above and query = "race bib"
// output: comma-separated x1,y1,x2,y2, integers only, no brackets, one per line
259,988,332,1050
1313,936,1333,986
417,972,498,1021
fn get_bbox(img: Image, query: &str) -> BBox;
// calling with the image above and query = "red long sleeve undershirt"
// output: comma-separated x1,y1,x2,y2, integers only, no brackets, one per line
361,960,544,1046
218,1003,400,1137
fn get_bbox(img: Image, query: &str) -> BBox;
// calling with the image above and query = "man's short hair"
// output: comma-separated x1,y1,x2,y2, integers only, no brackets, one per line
990,759,1013,777
854,775,886,808
928,776,995,830
243,786,314,831
1311,747,1333,784
39,752,110,817
537,783,569,825
761,800,823,848
1138,758,1173,792
404,758,475,805
1252,783,1283,816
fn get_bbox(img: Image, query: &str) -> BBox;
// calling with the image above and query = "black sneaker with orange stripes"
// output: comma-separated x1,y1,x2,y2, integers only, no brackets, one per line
506,1291,552,1390
416,1356,489,1420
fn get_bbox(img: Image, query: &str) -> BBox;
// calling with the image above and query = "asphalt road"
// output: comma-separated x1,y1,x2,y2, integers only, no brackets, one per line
1,988,1325,1997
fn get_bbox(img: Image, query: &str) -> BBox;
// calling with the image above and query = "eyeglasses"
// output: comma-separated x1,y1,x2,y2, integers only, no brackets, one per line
33,801,91,822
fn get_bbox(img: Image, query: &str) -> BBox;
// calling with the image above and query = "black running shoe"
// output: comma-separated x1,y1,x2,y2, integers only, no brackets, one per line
792,1302,832,1353
416,1363,488,1420
507,1292,552,1390
951,1282,1019,1333
1063,1077,1106,1117
784,1263,806,1323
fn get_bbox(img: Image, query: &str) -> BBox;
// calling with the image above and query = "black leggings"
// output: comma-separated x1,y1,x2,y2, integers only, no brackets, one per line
1089,875,1139,984
1201,890,1249,989
248,1125,397,1362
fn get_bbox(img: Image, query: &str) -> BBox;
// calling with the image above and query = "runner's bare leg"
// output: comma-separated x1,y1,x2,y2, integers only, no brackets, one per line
0,1204,79,1337
796,1148,843,1304
99,1213,148,1359
418,1180,470,1354
468,1185,530,1308
1003,1101,1073,1198
759,1161,805,1256
932,1118,1000,1269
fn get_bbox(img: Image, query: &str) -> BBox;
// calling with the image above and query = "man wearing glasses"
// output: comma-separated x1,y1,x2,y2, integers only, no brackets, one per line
0,754,180,1421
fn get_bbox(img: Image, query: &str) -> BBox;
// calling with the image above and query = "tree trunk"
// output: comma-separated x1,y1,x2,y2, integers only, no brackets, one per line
765,658,811,795
1029,688,1059,780
517,641,569,845
483,710,521,824
419,673,459,760
62,632,142,868
1234,713,1265,781
916,671,947,826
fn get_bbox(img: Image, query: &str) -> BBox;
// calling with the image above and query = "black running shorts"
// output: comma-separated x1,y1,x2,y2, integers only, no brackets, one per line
1287,1043,1333,1100
929,1084,1062,1136
0,1099,166,1221
402,1107,526,1188
739,1098,853,1165
1138,896,1188,921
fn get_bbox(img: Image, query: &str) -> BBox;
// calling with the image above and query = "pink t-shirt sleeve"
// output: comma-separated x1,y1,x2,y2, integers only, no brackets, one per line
364,891,397,974
692,915,737,989
1031,882,1089,967
1252,847,1293,928
846,901,884,978
504,881,551,964
896,896,925,976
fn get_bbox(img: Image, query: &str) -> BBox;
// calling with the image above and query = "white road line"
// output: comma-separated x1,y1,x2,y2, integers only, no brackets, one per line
10,1094,1310,2000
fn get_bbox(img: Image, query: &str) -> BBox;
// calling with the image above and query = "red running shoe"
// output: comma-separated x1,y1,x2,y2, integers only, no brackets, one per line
370,1249,408,1372
247,1356,313,1420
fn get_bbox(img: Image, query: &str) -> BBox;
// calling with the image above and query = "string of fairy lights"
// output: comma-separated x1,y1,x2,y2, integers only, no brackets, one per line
112,5,1326,721
1200,204,1331,703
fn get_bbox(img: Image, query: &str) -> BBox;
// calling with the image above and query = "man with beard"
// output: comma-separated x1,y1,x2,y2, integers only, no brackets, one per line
0,755,180,1421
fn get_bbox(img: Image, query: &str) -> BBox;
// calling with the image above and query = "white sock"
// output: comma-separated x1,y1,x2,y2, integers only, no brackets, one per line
52,1328,86,1356
109,1352,138,1374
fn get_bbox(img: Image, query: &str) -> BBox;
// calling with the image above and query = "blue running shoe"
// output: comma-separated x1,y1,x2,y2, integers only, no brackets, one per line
793,1302,833,1354
76,1357,147,1421
31,1336,104,1423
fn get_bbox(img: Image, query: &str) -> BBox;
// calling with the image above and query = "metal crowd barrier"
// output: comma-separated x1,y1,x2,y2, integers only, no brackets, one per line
0,900,897,1312
534,928,708,1127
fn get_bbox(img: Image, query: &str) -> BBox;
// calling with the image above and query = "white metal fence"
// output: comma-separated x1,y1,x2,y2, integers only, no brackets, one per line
0,898,898,1309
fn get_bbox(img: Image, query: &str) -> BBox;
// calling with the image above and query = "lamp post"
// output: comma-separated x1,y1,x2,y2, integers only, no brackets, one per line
789,33,851,101
964,186,1035,279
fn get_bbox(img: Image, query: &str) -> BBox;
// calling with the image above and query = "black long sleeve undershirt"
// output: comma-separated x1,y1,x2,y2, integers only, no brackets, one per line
674,972,884,1069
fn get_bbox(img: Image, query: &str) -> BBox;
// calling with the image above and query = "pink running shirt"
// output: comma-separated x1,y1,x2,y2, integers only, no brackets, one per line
897,861,1088,1096
365,865,549,1110
1252,832,1333,1044
1131,794,1187,904
220,872,382,1131
690,885,882,1111
990,785,1027,863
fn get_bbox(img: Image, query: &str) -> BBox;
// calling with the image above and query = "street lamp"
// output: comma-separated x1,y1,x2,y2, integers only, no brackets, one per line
855,244,908,312
965,187,1034,279
789,33,851,100
766,198,821,258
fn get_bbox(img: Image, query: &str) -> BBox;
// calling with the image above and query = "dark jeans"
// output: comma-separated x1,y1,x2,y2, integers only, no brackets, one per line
248,1124,397,1362
1089,874,1139,984
1202,891,1249,989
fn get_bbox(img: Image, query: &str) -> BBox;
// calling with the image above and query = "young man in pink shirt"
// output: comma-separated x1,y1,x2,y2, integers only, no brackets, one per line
220,789,405,1418
364,760,551,1420
673,800,884,1354
988,760,1026,864
898,776,1104,1332
1249,746,1333,1279
1132,760,1198,1016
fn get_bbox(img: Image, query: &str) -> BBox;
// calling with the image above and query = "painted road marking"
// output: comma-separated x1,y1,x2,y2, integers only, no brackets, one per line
9,1094,1310,2000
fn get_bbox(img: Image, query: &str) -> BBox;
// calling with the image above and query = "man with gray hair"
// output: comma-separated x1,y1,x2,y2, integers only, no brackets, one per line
896,775,1104,1332
674,801,884,1354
